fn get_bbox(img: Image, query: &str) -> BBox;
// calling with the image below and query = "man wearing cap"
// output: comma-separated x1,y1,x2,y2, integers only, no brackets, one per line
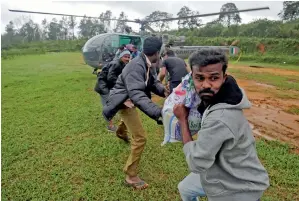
103,36,169,190
94,50,131,135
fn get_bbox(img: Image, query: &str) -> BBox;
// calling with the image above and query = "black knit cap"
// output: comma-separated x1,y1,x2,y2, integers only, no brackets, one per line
143,36,163,56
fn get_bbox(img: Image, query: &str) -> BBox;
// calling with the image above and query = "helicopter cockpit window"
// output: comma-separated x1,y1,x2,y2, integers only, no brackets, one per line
91,35,105,46
101,35,119,62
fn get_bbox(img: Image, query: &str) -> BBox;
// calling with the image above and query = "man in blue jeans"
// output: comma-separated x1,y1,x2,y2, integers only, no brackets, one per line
173,48,269,201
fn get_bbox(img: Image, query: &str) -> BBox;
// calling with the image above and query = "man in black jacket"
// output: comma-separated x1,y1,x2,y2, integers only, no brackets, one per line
103,36,168,190
94,50,131,133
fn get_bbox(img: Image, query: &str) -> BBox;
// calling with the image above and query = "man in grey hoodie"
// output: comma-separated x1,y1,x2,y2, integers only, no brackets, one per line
173,48,269,201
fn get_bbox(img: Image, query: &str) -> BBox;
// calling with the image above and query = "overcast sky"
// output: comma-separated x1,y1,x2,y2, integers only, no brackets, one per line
1,0,283,34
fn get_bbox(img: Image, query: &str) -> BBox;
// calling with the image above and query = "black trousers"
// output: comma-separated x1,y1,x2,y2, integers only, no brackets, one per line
169,80,181,93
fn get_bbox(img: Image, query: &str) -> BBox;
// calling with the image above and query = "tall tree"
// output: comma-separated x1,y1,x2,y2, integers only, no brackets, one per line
145,11,173,32
18,19,41,42
4,21,15,44
5,21,15,35
13,15,31,31
278,1,299,21
59,16,69,40
99,10,112,32
177,6,202,29
67,16,77,40
218,3,242,27
41,18,48,40
104,10,112,32
91,18,105,35
48,18,61,40
78,16,105,38
78,16,89,38
114,12,128,33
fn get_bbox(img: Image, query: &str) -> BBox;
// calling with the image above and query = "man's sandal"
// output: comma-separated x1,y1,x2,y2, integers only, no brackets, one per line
124,180,149,190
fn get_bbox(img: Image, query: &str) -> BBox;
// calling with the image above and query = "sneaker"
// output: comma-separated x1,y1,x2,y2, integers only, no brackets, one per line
107,125,117,132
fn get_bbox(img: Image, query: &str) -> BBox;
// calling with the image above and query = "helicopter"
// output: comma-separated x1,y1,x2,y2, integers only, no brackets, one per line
9,6,270,73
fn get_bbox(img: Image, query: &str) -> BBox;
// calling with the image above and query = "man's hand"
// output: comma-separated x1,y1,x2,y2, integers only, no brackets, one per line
173,104,189,122
164,87,170,97
124,99,134,108
156,117,163,125
174,104,192,144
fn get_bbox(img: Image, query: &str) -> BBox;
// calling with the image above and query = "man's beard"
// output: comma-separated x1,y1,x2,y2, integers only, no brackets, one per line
198,88,215,102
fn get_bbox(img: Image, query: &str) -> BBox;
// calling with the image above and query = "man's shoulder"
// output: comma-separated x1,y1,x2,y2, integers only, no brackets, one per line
127,56,144,67
176,57,186,63
167,57,185,63
208,107,244,120
123,57,145,75
205,108,247,134
108,60,120,66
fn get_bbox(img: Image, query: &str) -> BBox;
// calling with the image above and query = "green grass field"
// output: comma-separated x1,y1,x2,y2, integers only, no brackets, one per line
2,52,299,201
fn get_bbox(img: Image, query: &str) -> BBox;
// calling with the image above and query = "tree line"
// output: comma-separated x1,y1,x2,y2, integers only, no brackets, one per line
2,1,299,49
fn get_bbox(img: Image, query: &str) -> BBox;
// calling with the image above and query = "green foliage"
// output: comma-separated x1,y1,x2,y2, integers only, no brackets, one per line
218,3,241,27
185,37,299,56
171,19,299,38
177,6,202,29
278,1,299,21
1,39,87,59
145,11,173,32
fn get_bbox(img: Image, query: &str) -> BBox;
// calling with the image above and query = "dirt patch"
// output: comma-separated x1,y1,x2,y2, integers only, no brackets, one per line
244,106,299,147
255,82,275,88
236,77,299,148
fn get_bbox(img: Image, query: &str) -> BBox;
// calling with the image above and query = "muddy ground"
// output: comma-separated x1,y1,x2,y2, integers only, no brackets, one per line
154,63,299,150
231,65,299,150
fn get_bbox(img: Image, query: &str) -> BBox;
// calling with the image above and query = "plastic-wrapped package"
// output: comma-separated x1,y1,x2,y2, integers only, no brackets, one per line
161,73,202,145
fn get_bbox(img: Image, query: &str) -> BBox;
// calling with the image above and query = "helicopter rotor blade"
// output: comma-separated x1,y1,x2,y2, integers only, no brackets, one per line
146,7,270,22
8,9,137,23
144,25,156,33
9,6,270,26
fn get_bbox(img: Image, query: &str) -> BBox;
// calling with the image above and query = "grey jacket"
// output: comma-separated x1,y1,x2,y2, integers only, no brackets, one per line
183,86,269,201
102,53,165,122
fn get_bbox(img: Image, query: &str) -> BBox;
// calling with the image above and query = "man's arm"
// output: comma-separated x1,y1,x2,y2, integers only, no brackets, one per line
123,64,162,121
94,64,110,95
185,61,191,73
178,119,193,144
158,67,167,82
107,63,121,87
151,68,167,97
174,104,193,144
151,78,167,97
183,120,234,173
158,59,167,82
